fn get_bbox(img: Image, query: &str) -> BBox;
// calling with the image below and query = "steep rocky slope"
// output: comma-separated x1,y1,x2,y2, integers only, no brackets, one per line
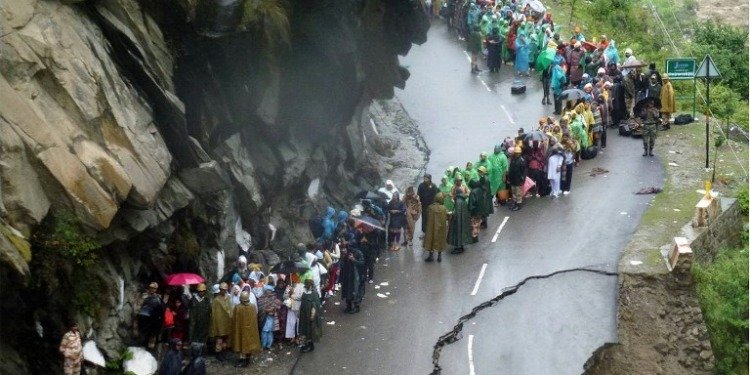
0,0,428,372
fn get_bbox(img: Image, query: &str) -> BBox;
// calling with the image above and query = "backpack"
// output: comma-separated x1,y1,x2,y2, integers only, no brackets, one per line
308,213,325,239
618,121,632,136
511,79,526,95
581,146,598,160
673,114,694,125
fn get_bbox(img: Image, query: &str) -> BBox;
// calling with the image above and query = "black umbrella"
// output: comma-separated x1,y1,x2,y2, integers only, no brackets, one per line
270,260,309,274
559,88,586,101
523,130,548,142
353,215,386,233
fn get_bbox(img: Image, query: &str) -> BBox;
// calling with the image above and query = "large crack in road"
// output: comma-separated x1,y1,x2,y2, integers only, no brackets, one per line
429,267,619,374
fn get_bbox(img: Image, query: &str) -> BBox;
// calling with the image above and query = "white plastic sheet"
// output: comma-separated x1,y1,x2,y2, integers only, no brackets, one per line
82,341,106,367
123,347,157,375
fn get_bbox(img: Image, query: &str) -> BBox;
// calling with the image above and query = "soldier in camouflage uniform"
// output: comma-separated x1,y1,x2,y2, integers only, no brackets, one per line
59,322,83,375
637,98,661,156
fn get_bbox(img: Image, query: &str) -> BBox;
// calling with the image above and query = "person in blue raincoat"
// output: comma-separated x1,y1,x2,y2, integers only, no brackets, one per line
514,32,530,75
604,40,619,66
320,207,336,242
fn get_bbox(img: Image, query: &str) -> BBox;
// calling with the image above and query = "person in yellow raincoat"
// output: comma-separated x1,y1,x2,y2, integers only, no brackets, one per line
660,74,675,127
423,192,448,262
232,291,261,367
582,102,596,145
210,282,233,361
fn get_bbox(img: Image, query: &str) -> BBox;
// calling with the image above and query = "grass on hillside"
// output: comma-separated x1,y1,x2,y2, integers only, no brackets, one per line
694,246,750,375
643,122,747,261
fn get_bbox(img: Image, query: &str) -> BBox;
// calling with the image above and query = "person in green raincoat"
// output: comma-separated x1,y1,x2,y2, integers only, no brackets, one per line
444,166,456,186
463,161,479,183
551,59,567,115
448,175,472,254
522,21,535,49
489,16,500,37
488,144,509,198
475,152,491,174
528,33,539,72
466,166,492,242
298,279,322,353
467,25,483,73
479,12,492,37
438,176,455,212
570,113,590,149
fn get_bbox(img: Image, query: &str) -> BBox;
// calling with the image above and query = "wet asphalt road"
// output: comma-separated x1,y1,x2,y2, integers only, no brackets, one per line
293,21,665,375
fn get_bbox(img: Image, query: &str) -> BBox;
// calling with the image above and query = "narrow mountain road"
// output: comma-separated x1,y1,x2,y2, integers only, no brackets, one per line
293,21,664,375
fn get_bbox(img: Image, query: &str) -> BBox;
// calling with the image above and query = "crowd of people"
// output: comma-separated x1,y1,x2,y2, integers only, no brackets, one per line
128,254,329,373
437,0,676,155
411,0,681,256
57,2,683,374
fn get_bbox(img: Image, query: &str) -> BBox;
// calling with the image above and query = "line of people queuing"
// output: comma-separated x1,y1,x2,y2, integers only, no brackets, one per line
535,21,675,156
441,0,677,156
445,0,556,75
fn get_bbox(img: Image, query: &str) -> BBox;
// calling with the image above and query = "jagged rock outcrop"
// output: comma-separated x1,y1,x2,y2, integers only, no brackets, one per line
0,0,428,372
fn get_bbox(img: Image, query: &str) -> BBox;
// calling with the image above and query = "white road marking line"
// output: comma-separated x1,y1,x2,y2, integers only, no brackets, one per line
462,50,492,92
470,263,488,296
468,334,476,375
491,216,510,243
500,104,516,124
479,78,492,92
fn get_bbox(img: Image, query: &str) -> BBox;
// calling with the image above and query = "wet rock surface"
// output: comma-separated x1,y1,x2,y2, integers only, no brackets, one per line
0,0,429,372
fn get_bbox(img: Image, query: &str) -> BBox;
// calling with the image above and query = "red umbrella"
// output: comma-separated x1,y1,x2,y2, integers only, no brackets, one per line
165,273,204,286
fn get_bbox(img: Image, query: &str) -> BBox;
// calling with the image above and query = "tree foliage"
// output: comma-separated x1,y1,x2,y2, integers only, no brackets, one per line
691,22,749,98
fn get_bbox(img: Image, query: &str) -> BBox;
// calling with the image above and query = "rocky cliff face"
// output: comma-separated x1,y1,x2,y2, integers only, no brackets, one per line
0,0,428,372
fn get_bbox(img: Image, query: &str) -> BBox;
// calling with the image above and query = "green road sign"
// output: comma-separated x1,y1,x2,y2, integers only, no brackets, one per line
665,58,696,80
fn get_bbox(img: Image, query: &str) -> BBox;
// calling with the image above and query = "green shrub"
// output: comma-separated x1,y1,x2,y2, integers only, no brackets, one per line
32,211,101,267
737,184,749,217
693,247,749,374
105,347,134,373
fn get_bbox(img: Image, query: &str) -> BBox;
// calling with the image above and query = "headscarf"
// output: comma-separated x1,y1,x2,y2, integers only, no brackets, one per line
336,210,348,226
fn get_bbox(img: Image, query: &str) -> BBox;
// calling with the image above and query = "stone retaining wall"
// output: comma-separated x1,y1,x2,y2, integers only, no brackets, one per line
690,201,747,263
